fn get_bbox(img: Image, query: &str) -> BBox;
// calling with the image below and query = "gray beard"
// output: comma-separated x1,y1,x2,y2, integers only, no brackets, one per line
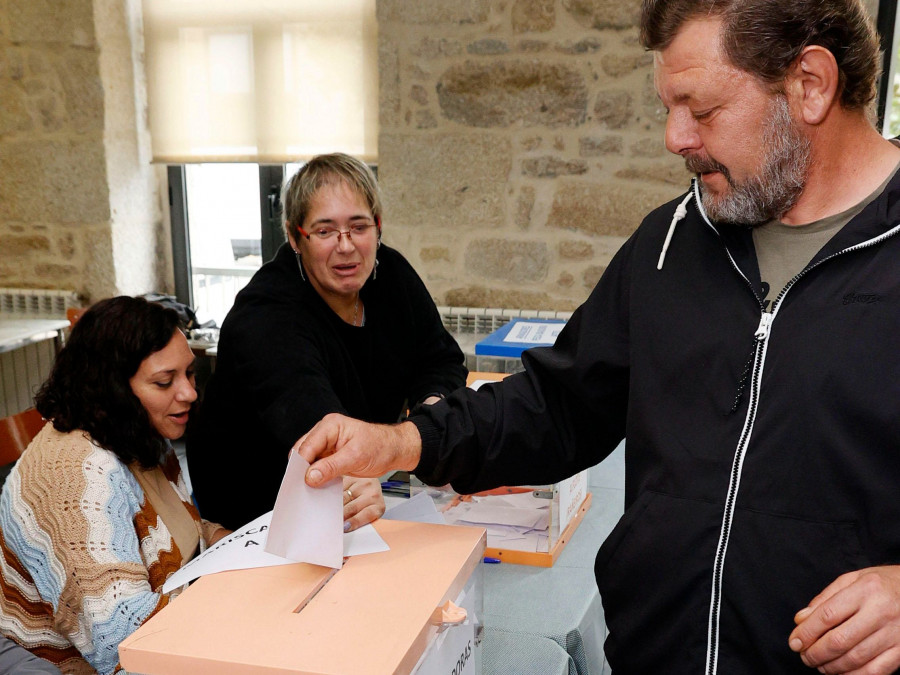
686,96,812,226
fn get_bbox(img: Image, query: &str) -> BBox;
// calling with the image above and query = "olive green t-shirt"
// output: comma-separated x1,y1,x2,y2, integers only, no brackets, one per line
754,162,900,310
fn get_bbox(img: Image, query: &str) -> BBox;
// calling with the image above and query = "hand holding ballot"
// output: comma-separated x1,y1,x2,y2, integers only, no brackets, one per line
297,413,423,487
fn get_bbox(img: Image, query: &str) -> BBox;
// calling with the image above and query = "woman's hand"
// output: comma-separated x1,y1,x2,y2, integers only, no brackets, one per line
342,476,385,532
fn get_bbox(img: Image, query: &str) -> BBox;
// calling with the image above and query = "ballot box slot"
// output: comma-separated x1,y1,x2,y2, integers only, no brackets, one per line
293,566,339,613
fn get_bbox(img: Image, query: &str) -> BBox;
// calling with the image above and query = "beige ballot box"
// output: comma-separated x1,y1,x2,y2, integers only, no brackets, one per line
119,520,486,675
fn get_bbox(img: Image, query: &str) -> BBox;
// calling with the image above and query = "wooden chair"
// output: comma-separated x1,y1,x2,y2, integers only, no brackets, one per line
0,408,46,466
66,306,87,327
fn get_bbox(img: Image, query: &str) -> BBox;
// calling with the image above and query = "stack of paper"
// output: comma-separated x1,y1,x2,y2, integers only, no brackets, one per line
442,492,550,552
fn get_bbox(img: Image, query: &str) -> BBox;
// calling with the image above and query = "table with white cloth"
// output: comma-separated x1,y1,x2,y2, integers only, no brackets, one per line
0,318,69,355
481,442,624,675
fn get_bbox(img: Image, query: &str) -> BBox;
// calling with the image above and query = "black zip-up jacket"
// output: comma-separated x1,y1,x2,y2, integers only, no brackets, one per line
410,176,900,674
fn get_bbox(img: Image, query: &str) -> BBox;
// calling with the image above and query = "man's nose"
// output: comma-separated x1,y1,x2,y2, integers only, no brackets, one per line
665,109,701,156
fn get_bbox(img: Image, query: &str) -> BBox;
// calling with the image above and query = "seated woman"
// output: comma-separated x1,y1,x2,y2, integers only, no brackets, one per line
187,153,467,530
0,296,229,675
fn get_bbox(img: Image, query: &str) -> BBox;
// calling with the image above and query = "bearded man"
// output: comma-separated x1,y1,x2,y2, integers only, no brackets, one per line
295,1,900,673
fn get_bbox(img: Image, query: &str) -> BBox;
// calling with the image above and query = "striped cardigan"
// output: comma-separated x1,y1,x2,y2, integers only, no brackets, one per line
0,425,225,675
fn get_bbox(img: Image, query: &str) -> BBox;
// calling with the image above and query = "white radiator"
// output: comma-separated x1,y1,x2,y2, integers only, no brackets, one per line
0,288,80,418
437,306,573,334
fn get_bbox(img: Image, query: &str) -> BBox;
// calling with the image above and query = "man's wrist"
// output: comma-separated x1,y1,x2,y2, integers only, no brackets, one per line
397,420,423,471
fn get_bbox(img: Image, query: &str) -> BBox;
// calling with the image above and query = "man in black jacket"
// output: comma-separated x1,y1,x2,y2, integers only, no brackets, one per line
296,1,900,673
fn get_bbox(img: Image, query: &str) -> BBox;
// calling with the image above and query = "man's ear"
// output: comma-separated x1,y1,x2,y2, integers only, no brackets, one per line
786,45,840,125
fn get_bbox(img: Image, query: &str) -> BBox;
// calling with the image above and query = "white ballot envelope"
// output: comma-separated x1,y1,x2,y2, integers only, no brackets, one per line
266,452,344,568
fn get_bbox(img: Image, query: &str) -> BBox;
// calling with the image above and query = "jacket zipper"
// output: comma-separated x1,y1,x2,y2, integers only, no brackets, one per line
692,185,900,675
705,309,769,675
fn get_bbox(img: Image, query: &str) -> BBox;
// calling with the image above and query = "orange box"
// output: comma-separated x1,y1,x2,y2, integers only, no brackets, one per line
119,520,486,675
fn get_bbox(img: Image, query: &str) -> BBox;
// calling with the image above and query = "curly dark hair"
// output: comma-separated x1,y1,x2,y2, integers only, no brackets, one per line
640,0,879,111
35,296,184,468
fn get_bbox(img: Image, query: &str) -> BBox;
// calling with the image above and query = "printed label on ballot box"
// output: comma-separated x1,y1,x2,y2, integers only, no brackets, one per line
558,470,587,533
413,620,476,675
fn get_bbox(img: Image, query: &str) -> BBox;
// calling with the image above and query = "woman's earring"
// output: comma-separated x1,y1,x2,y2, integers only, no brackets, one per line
373,256,379,280
295,250,306,281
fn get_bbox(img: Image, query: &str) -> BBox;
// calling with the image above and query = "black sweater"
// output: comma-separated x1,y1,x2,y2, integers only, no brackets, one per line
187,243,466,529
410,176,900,674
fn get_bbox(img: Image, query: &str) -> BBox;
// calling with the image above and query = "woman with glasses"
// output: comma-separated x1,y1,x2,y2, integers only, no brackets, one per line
187,153,467,530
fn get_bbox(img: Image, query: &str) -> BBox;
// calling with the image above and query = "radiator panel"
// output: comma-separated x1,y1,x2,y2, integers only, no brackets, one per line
0,288,79,418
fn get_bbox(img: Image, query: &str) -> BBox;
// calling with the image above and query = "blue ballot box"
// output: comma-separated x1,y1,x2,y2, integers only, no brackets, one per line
474,318,566,371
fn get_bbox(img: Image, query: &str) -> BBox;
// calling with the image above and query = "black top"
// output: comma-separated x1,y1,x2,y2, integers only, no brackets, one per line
187,243,466,529
410,174,900,673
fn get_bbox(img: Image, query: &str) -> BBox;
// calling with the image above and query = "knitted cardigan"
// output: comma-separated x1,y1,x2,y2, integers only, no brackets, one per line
0,425,225,675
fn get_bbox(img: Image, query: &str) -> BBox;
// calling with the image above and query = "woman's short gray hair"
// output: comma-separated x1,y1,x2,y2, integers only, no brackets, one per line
282,153,382,243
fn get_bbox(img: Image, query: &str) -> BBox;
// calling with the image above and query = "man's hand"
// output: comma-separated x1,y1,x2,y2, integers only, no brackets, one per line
789,566,900,674
295,413,422,487
342,476,385,532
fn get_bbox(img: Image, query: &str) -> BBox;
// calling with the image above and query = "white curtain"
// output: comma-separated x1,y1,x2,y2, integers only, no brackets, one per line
142,0,378,163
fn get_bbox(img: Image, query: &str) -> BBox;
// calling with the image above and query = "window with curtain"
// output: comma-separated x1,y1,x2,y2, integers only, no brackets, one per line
143,0,378,326
143,0,378,163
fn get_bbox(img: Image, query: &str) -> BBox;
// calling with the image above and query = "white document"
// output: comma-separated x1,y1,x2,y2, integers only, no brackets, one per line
382,491,446,525
442,495,550,553
446,502,549,531
501,321,563,345
162,512,287,593
266,452,344,568
162,511,389,593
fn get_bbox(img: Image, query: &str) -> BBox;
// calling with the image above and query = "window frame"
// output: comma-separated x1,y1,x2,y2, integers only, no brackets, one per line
877,0,899,133
168,164,285,311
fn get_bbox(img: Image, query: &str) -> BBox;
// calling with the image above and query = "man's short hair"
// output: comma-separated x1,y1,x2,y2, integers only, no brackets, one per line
640,0,880,111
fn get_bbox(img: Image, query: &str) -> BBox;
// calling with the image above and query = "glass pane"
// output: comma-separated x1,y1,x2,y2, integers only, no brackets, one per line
185,163,261,327
285,162,303,179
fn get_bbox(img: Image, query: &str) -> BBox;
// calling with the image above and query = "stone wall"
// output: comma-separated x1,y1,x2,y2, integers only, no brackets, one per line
377,0,885,311
377,0,688,311
0,0,166,303
0,0,885,309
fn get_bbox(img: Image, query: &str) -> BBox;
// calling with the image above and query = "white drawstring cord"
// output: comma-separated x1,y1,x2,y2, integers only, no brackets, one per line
657,192,693,270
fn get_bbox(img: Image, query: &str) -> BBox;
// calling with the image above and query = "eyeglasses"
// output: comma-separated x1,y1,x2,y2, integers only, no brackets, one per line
299,223,378,243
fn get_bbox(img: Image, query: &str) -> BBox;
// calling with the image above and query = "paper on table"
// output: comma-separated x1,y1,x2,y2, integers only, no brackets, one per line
447,502,549,531
161,511,389,593
442,497,550,553
265,452,343,568
485,492,551,509
501,320,563,345
162,512,288,593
